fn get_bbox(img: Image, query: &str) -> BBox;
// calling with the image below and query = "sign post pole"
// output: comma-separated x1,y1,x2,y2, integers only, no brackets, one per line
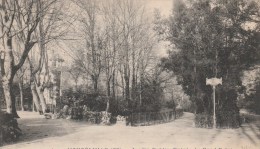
206,77,222,129
213,86,216,129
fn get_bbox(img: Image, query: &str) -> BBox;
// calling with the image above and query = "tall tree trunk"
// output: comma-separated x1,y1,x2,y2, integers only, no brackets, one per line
36,84,47,113
2,78,18,117
107,79,111,97
105,99,110,113
32,100,35,112
112,70,116,100
132,68,136,101
18,79,24,111
30,82,42,114
120,69,125,98
132,48,136,101
1,37,19,118
105,78,111,112
93,77,98,93
124,71,130,109
139,69,144,106
110,70,117,114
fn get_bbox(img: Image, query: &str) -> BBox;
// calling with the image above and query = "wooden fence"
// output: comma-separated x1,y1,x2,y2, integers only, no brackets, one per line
127,108,184,126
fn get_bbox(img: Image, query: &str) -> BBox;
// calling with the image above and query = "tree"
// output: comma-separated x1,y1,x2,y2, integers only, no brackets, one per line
72,0,103,94
137,66,171,112
0,0,66,115
13,44,29,111
67,0,163,115
21,0,66,113
33,0,66,113
16,65,28,111
0,0,43,117
241,66,260,114
68,64,82,90
158,0,260,128
113,0,156,110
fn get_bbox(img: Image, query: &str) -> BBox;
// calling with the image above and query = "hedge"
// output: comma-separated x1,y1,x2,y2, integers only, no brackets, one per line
194,112,213,128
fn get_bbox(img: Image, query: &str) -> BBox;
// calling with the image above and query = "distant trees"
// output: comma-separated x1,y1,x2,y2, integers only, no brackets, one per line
157,0,260,127
241,67,260,114
73,0,103,94
69,0,159,114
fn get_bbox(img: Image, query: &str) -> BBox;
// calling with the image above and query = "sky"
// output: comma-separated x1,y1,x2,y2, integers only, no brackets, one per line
146,0,173,57
55,0,174,63
146,0,173,16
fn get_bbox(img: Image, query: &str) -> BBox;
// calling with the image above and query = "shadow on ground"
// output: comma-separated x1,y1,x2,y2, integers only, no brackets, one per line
240,116,260,145
3,113,90,147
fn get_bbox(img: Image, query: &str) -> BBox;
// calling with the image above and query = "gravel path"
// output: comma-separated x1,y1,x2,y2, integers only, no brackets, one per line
2,111,260,149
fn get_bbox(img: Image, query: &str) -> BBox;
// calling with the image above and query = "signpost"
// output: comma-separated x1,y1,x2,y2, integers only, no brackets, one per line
206,77,222,129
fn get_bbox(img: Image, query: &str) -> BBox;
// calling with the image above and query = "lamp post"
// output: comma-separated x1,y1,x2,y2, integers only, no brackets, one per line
206,77,222,129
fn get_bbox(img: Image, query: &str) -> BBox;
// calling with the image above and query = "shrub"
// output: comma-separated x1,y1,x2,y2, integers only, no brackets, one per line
94,112,103,124
175,108,184,118
216,108,240,128
240,113,256,124
215,89,241,128
0,111,22,143
109,116,117,124
82,111,112,124
166,100,176,109
70,107,83,120
195,112,213,128
61,88,107,112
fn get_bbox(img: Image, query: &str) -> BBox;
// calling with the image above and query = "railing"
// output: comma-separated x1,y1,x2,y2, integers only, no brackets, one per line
128,108,183,126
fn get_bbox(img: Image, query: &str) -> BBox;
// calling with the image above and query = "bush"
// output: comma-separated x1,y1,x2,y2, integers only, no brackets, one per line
175,108,184,118
215,89,241,128
109,116,117,124
166,100,176,109
82,110,112,124
240,113,256,124
93,112,102,124
61,88,107,112
70,107,83,120
195,110,240,129
217,108,240,128
0,111,22,144
243,83,260,114
195,112,213,128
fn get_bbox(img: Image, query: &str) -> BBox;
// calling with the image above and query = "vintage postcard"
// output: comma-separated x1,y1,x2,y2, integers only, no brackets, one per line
0,0,259,149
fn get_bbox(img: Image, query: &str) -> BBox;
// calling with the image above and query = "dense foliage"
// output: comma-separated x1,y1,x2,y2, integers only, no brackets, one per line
243,81,260,114
61,88,107,112
157,0,260,128
61,79,165,115
0,111,22,143
132,77,164,113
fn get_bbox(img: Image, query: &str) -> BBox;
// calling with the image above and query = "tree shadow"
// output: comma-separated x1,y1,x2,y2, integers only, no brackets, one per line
240,120,260,145
2,116,91,147
209,129,222,143
248,122,260,139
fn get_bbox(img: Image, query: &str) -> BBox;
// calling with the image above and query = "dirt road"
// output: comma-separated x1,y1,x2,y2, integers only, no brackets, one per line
2,111,260,149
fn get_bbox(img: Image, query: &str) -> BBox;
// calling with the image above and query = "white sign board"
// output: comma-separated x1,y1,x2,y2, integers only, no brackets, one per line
206,77,222,86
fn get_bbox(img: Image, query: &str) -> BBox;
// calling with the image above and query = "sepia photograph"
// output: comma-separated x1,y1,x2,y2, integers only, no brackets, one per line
0,0,260,149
